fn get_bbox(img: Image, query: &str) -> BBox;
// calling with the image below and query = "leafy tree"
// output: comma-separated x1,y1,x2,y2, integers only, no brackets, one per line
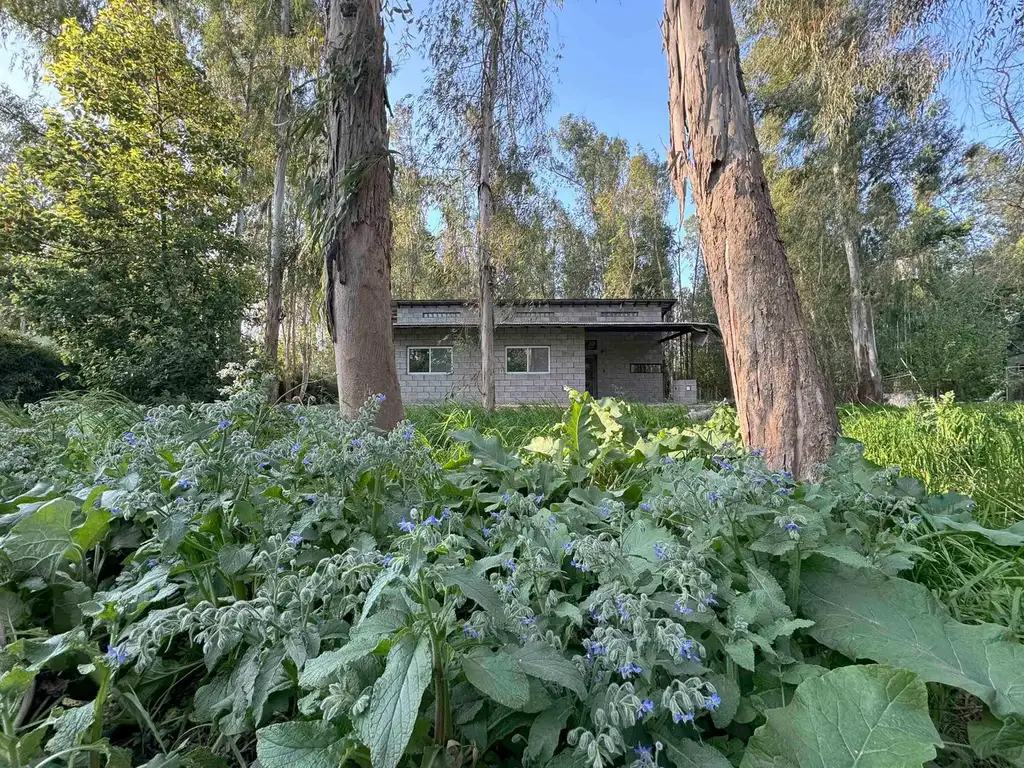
0,0,254,401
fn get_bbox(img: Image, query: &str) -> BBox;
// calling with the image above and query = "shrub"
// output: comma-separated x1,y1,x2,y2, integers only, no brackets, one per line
2,388,1024,767
0,330,69,403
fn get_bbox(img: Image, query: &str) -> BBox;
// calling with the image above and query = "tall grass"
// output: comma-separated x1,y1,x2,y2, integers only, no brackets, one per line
840,397,1024,528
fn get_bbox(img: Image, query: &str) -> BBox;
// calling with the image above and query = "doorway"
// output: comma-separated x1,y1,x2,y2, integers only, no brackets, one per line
585,354,598,396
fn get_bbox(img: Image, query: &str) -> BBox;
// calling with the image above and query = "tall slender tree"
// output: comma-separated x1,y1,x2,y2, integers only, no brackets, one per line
664,0,838,478
322,0,402,425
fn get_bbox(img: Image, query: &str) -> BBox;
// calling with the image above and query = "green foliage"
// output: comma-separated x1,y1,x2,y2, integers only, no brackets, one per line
0,330,69,403
0,0,255,401
4,388,1024,768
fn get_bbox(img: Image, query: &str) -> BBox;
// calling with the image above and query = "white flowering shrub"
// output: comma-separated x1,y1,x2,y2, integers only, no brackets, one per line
0,387,1020,768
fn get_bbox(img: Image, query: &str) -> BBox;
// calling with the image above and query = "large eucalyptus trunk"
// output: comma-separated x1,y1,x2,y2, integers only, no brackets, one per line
265,0,292,400
841,221,883,404
323,0,403,427
664,0,838,478
477,0,504,411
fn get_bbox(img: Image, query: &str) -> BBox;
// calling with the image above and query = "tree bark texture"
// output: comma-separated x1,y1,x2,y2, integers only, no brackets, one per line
477,0,504,412
841,221,883,404
265,0,293,400
324,0,403,427
664,0,838,478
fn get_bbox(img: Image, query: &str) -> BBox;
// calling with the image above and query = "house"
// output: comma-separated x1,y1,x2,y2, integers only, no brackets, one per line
392,299,719,405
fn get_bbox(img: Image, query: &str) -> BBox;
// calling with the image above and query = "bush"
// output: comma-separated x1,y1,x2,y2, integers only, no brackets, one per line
0,330,69,403
3,389,1024,768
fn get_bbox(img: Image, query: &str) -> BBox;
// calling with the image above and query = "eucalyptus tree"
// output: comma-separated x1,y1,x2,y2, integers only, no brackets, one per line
322,0,402,425
420,0,561,410
664,0,839,478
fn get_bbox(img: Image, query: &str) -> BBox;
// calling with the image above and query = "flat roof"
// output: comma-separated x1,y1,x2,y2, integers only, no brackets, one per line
393,298,677,309
393,321,721,337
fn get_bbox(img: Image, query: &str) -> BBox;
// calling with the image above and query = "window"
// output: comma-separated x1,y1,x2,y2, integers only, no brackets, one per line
408,346,453,374
506,346,550,374
600,310,639,318
630,363,663,374
422,311,460,320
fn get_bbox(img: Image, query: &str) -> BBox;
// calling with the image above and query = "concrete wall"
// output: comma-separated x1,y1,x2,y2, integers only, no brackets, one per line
586,331,666,403
393,326,584,405
395,301,666,327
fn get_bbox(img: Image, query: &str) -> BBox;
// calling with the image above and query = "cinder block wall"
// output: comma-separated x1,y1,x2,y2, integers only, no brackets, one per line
393,326,584,405
586,331,665,403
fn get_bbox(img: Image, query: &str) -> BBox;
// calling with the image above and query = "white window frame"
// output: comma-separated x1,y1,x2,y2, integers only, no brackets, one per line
505,345,551,375
407,346,453,375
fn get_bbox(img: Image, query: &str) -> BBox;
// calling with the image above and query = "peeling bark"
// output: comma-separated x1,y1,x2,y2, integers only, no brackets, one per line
324,0,403,427
664,0,838,478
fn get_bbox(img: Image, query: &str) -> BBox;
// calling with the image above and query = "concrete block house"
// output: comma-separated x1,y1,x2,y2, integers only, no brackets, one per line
392,299,718,405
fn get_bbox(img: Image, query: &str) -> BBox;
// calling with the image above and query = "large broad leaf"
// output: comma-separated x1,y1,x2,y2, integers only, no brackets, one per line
450,429,520,471
524,702,572,765
741,665,941,768
655,729,732,768
443,568,505,617
924,511,1024,547
968,714,1024,765
507,643,586,700
801,558,1024,718
356,633,432,768
462,649,530,709
45,704,94,752
256,721,348,768
300,609,407,689
1,499,75,579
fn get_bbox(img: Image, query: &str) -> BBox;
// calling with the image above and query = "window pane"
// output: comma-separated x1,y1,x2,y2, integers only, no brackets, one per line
507,347,527,373
529,347,549,373
409,348,430,373
431,347,452,373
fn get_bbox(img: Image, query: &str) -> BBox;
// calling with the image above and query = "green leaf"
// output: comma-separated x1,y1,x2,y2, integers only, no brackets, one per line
451,429,519,471
46,704,94,752
443,567,504,617
462,649,530,709
732,563,791,626
724,638,755,671
706,672,739,729
356,632,432,768
924,512,1024,547
361,569,400,621
968,714,1024,765
801,558,1024,718
300,610,407,689
1,498,74,579
217,544,254,576
508,643,586,700
807,544,875,570
654,729,731,768
256,721,348,768
71,506,113,551
741,665,940,768
525,702,571,765
620,520,671,573
9,628,89,670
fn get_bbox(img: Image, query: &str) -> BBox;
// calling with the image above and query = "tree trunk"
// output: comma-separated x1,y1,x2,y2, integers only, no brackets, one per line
323,0,403,427
265,0,292,401
664,0,838,478
477,0,504,411
841,222,884,404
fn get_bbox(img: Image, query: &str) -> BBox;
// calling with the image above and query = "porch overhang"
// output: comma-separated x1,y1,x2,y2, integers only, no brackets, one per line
393,322,721,338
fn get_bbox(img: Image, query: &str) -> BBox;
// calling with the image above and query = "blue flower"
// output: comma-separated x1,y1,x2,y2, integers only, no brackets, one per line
398,519,416,533
381,555,394,567
504,559,517,571
589,609,604,624
570,559,590,572
123,432,138,447
145,558,158,568
291,443,302,454
462,624,481,639
586,642,607,659
403,427,415,440
679,639,695,659
287,532,303,547
652,542,668,561
277,566,286,573
751,476,767,486
424,515,442,526
519,616,536,625
503,491,512,505
776,487,793,496
704,593,718,607
634,745,652,759
548,514,557,525
376,394,387,404
111,507,123,516
258,460,271,471
662,455,674,465
673,711,694,724
302,454,313,467
490,510,503,521
599,502,611,518
286,404,296,411
441,507,452,519
535,493,545,503
174,497,187,506
751,448,765,457
636,699,655,719
482,526,493,539
675,602,693,615
707,491,723,502
779,470,794,481
617,600,631,621
350,438,363,449
143,415,156,423
705,692,722,711
105,644,129,666
712,457,734,471
640,502,652,512
785,521,800,532
218,419,233,430
563,541,573,553
618,663,642,678
176,478,191,490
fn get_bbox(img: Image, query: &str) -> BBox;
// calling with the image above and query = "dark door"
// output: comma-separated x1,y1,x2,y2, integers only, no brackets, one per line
585,354,598,396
